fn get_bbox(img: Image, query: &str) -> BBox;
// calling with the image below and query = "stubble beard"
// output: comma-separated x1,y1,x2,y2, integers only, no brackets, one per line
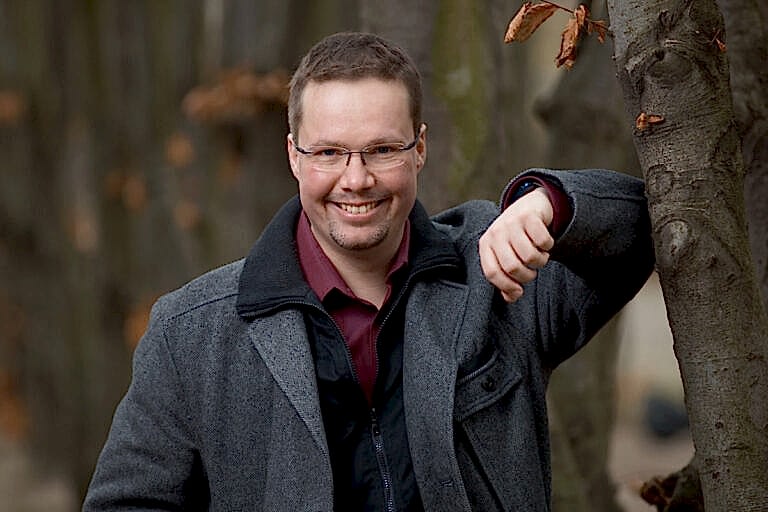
328,219,390,251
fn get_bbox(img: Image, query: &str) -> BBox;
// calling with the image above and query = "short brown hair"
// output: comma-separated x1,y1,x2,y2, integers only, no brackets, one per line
288,32,422,141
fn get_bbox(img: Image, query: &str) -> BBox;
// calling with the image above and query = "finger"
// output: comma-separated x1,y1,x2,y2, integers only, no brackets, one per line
512,237,550,271
496,239,538,283
524,216,555,252
479,237,527,293
501,288,524,303
495,224,549,279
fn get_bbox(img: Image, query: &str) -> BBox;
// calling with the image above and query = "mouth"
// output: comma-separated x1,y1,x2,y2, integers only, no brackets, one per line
334,200,383,215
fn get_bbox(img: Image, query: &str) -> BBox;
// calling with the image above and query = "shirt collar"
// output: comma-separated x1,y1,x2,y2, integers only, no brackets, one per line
235,196,462,320
296,211,410,302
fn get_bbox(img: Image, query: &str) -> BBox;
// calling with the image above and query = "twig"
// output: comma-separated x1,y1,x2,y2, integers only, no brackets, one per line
540,0,575,14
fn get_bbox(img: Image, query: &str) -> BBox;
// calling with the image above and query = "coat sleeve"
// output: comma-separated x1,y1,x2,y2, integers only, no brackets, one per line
511,168,655,366
83,298,207,511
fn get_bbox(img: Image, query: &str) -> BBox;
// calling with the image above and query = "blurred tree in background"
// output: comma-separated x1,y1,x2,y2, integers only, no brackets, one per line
7,1,764,510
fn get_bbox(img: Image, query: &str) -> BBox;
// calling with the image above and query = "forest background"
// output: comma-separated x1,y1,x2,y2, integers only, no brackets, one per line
0,0,765,511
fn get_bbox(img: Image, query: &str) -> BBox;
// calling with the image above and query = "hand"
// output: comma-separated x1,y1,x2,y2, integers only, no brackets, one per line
479,189,555,302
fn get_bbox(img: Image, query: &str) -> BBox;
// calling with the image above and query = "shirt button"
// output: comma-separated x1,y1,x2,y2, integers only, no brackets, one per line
481,376,496,392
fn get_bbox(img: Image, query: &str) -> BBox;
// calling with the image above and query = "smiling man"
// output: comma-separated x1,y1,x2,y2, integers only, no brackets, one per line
287,77,423,309
84,32,654,511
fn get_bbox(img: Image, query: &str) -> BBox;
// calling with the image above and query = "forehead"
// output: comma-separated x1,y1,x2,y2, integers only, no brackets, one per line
298,78,412,142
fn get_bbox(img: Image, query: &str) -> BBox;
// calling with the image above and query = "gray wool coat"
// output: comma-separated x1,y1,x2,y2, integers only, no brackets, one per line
83,169,654,511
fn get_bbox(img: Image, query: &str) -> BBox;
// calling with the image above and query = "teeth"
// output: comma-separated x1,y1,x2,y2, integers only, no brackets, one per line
339,202,377,214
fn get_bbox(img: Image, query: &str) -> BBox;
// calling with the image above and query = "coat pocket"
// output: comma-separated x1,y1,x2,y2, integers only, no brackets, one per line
454,347,522,422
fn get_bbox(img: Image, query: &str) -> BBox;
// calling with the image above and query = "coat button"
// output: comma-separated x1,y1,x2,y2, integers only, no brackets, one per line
481,376,496,392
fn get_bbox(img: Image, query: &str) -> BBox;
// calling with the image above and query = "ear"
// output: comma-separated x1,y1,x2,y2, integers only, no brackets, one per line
415,123,427,173
287,133,300,179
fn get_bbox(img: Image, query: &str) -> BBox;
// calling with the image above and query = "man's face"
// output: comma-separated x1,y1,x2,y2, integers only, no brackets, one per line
287,78,426,264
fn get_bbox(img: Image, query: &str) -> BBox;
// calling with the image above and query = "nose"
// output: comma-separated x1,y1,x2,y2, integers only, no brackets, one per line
339,152,375,190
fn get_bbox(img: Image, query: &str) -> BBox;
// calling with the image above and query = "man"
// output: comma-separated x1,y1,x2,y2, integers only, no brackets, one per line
84,32,654,511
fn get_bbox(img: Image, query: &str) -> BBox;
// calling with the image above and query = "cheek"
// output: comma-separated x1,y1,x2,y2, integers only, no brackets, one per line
396,169,419,194
297,169,336,200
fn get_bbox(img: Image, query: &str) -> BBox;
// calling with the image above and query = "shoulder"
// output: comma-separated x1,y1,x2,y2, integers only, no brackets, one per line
153,259,245,323
430,199,500,248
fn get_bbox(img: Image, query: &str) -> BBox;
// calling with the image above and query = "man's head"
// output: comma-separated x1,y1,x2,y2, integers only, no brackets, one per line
288,32,422,141
286,33,427,267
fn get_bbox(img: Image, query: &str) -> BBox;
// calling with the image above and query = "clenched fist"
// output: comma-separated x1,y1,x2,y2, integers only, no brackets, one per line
479,189,554,302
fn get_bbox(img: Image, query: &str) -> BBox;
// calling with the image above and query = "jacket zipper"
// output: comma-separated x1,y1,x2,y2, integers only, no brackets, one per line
370,407,396,512
364,276,417,512
297,302,396,510
279,266,454,511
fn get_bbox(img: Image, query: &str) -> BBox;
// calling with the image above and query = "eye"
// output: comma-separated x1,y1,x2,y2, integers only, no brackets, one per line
312,147,344,158
368,144,401,155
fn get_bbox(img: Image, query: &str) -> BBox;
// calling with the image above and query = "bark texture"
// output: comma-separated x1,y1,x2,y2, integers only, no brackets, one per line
607,0,768,509
716,0,768,306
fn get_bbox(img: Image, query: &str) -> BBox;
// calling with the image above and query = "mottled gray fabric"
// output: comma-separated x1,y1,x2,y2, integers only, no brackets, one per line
83,169,654,511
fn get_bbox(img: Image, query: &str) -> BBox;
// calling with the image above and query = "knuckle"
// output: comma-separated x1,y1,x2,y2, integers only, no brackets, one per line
502,260,523,275
519,252,538,266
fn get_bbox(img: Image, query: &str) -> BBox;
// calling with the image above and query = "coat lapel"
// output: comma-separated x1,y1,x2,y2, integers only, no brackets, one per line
403,279,473,511
248,309,329,461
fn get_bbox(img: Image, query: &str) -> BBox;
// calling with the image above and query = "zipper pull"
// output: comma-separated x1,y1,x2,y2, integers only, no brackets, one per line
370,408,381,436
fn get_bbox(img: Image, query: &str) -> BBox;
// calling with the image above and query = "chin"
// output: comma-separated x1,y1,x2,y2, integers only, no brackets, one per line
331,227,389,252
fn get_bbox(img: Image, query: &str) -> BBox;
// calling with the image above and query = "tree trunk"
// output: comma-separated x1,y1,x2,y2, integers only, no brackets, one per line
607,0,768,509
716,0,768,307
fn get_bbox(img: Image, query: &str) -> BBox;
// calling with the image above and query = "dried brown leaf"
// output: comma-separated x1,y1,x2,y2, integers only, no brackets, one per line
555,15,580,68
123,299,156,350
68,207,99,253
122,173,148,212
0,90,27,125
715,37,726,53
588,19,610,43
165,132,196,168
555,5,601,68
173,200,202,231
574,4,588,29
504,2,559,43
0,372,29,441
635,112,665,131
183,68,289,124
640,476,672,506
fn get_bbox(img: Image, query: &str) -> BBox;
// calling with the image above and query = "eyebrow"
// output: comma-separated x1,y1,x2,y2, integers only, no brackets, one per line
304,136,408,148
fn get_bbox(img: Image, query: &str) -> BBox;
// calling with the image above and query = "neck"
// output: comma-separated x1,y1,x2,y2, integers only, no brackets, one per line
318,226,405,309
325,244,397,309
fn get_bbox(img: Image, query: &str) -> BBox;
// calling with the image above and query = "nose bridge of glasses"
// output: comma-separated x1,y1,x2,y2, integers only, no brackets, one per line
344,149,368,167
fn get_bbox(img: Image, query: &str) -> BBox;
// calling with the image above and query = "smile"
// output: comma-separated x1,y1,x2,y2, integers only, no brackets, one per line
336,201,381,214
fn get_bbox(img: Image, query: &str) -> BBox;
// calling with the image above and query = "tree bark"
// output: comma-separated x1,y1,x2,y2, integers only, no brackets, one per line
607,0,768,509
716,0,768,307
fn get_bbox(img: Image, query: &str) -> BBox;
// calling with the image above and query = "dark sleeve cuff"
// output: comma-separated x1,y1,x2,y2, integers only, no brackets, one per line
501,176,573,237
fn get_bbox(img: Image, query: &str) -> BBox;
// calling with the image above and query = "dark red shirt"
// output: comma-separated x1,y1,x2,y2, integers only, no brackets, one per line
296,213,410,404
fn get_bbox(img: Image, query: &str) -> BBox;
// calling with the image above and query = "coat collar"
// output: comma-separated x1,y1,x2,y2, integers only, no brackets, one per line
235,196,464,319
